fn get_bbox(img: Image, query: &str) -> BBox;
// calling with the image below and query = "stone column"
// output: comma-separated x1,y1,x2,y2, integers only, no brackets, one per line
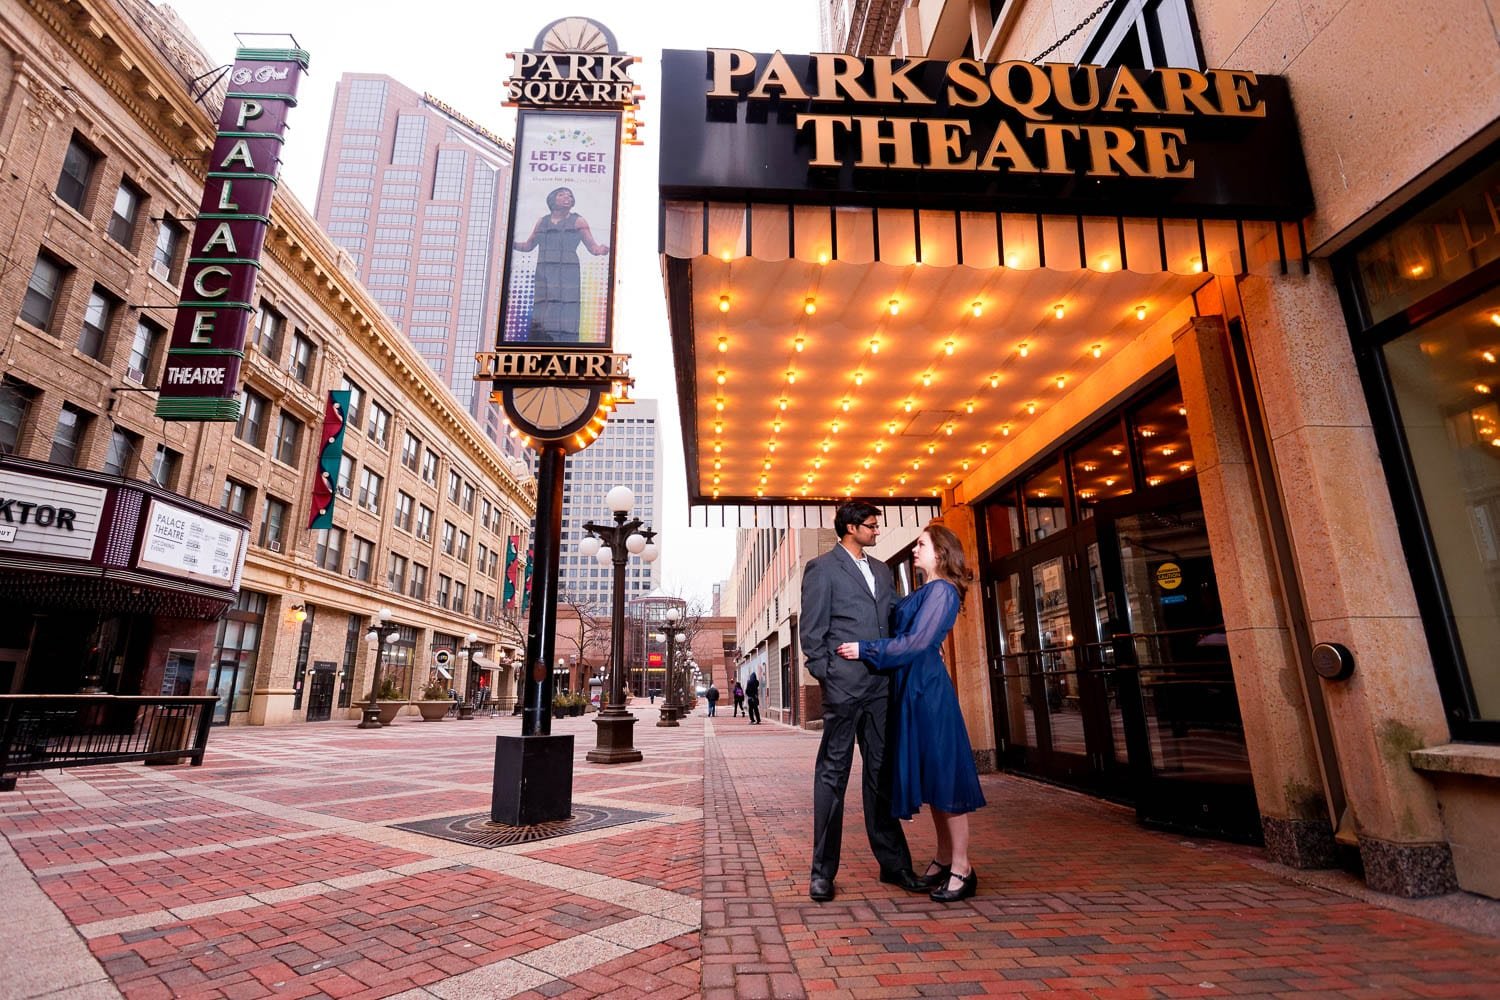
248,594,302,725
938,503,998,772
1240,269,1456,896
1173,315,1333,867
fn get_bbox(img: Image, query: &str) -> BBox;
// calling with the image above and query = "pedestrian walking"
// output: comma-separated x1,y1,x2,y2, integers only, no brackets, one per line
799,501,916,903
706,684,720,716
745,672,761,725
836,522,987,903
732,681,744,716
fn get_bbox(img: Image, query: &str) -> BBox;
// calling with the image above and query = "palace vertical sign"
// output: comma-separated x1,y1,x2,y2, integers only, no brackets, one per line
157,45,309,422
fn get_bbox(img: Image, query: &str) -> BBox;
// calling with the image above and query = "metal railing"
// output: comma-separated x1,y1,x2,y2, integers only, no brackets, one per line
0,695,216,790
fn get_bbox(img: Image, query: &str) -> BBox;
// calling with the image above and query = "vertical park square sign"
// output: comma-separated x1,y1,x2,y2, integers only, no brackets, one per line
157,44,308,422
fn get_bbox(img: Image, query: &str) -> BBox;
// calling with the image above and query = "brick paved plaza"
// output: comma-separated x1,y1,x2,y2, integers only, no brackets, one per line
2,711,1498,999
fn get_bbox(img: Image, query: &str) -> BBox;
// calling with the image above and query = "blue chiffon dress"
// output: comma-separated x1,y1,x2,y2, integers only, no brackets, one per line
859,580,987,821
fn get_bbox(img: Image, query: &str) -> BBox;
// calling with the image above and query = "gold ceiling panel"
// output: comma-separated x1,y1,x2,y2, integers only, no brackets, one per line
690,257,1209,502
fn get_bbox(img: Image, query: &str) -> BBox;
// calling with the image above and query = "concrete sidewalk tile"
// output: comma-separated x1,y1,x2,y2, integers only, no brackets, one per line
517,934,632,977
590,914,698,949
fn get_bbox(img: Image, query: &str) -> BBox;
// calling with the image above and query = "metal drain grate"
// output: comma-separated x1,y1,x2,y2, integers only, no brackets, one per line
393,804,664,848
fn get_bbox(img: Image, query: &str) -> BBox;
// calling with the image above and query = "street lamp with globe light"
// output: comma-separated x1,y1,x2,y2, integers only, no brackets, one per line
582,485,657,763
656,608,689,726
359,607,401,729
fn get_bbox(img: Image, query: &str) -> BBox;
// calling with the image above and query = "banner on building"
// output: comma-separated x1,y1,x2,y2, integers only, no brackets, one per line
521,542,535,612
308,390,351,529
503,534,521,607
156,44,309,421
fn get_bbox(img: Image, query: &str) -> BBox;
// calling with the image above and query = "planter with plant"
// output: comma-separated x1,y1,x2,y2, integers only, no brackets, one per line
416,678,453,721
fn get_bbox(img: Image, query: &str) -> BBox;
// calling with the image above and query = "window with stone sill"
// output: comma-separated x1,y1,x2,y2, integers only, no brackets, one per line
367,401,391,448
127,318,163,381
49,404,90,467
236,391,268,449
260,496,289,549
56,134,98,212
289,332,316,385
221,478,253,516
21,253,67,331
108,178,143,247
410,562,428,600
102,427,140,478
394,490,414,531
274,412,302,466
149,444,180,489
314,527,345,573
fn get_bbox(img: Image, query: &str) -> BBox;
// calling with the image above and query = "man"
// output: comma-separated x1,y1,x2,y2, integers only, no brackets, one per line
745,672,761,724
706,684,720,716
799,500,919,902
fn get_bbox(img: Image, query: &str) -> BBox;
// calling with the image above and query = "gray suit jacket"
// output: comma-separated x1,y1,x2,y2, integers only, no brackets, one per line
800,543,896,706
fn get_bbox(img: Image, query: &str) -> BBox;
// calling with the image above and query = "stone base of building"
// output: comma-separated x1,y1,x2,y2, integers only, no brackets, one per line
1357,835,1458,897
1261,816,1337,869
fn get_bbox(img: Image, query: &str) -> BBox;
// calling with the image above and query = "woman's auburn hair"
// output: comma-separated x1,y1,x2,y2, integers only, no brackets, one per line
923,520,974,606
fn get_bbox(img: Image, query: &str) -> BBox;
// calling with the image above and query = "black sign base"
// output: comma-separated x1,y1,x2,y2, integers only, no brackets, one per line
490,734,574,825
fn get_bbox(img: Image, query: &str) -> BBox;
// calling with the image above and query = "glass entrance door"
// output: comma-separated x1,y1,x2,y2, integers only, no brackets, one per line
1094,485,1260,841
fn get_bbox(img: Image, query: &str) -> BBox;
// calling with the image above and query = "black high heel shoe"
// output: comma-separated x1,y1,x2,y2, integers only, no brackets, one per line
929,867,977,902
914,861,951,891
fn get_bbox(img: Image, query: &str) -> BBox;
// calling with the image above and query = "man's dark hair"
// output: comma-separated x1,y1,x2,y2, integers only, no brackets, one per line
834,500,881,539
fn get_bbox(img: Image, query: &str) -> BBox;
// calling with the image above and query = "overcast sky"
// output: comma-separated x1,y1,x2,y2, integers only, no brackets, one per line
165,1,823,606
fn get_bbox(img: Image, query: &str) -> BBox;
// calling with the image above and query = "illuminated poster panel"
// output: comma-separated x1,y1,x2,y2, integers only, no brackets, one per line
499,111,620,346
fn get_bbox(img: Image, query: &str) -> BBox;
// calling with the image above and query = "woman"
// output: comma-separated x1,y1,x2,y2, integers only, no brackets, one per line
836,522,985,902
511,186,609,343
732,681,744,717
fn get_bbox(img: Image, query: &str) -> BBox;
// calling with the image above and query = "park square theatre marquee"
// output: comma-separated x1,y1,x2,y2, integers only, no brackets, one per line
656,50,1313,520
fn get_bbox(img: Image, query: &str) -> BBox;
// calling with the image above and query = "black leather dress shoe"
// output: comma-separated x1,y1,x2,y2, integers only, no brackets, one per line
808,876,835,902
878,867,927,893
914,862,951,891
930,868,978,903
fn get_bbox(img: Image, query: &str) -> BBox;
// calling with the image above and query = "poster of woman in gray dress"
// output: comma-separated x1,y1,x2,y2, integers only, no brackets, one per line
500,111,619,346
511,186,609,342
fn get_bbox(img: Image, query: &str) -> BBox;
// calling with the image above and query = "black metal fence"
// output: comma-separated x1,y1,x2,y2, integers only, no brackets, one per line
0,695,216,790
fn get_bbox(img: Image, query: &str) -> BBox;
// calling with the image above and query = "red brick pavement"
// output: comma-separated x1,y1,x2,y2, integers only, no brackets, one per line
2,710,1499,999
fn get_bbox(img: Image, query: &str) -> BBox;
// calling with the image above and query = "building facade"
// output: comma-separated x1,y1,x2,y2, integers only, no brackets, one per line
312,73,527,466
0,0,535,723
559,398,663,617
663,0,1500,899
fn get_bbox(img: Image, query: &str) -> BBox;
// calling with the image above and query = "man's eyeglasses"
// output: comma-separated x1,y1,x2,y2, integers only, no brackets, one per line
858,520,881,530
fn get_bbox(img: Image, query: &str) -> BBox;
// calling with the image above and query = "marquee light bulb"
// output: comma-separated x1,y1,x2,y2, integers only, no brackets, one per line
778,398,788,411
1053,303,1065,319
944,340,955,356
831,420,841,434
1485,351,1498,363
1055,375,1066,389
921,372,932,386
854,371,865,385
763,459,772,470
841,399,851,412
863,458,872,470
714,399,725,411
814,457,823,469
869,337,880,354
713,441,722,453
1018,342,1030,358
1491,312,1500,327
961,460,970,471
712,474,721,485
794,336,805,352
888,299,900,316
818,250,829,265
980,443,989,454
786,371,797,384
768,440,777,452
757,487,765,497
717,337,728,352
719,295,730,312
965,400,975,414
821,440,831,453
1026,401,1037,415
886,421,897,435
945,423,954,436
804,297,816,315
927,443,936,455
713,459,722,470
912,459,921,470
1002,424,1011,436
874,440,884,453
899,474,908,485
971,301,982,317
715,371,727,385
714,420,723,433
760,474,768,485
1189,255,1203,273
1135,304,1147,321
720,250,732,262
1092,343,1103,359
772,420,782,432
903,399,914,413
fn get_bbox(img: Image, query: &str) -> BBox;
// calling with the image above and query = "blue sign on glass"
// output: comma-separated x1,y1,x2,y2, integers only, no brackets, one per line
1161,594,1189,605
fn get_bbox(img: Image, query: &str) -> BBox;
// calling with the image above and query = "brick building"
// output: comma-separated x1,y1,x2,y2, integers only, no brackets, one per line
0,0,534,723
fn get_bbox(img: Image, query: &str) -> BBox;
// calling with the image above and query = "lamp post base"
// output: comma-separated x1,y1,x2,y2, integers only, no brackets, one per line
586,711,643,763
655,704,680,727
357,705,383,729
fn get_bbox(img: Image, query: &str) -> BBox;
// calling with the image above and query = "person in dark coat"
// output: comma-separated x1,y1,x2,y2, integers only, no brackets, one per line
744,672,761,724
732,681,745,716
837,522,986,903
705,684,720,716
799,500,916,904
